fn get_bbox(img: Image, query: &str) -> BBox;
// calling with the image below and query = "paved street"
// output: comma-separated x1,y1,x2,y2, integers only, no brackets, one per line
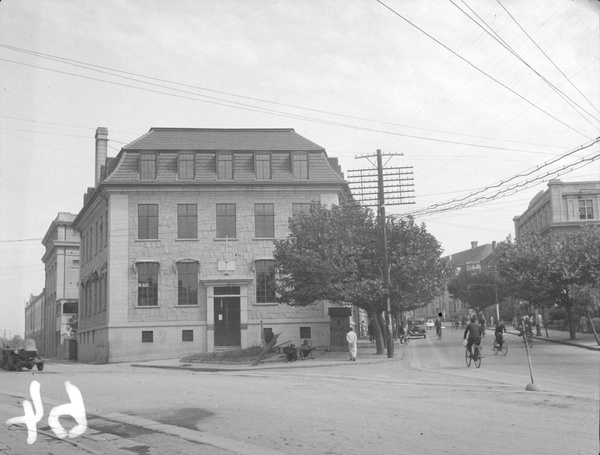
1,330,598,454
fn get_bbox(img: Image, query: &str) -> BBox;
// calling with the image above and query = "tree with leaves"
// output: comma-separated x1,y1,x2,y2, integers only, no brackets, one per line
447,270,506,314
495,226,600,341
274,202,448,354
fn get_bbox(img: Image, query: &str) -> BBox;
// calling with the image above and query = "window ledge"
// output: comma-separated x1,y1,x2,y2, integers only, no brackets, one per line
254,302,278,306
175,238,198,241
214,238,238,241
253,238,275,241
175,305,199,308
135,305,159,309
135,239,160,243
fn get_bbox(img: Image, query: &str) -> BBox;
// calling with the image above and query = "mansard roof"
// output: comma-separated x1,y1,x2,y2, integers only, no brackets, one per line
123,128,325,152
104,127,345,185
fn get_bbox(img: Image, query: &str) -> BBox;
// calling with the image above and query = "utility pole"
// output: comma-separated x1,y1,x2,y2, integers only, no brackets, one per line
349,149,415,359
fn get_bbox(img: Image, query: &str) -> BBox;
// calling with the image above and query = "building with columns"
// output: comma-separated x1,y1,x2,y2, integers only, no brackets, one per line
73,127,351,362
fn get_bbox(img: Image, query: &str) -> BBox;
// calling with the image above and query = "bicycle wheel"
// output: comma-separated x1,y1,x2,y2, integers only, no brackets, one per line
474,346,481,368
502,341,508,356
465,348,471,367
492,343,499,355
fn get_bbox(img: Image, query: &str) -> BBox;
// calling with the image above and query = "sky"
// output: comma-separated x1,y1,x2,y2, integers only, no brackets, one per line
1,0,599,336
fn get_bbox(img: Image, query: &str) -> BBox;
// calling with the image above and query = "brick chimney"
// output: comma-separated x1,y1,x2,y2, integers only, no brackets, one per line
471,241,478,250
95,127,108,186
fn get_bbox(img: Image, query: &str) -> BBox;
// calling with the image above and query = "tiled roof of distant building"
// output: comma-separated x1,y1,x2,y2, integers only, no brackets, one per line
123,128,326,152
104,127,345,185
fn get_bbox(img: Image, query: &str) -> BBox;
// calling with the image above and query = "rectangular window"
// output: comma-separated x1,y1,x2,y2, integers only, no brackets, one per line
178,262,198,305
216,204,236,238
579,199,594,220
104,210,109,247
255,152,271,180
177,204,197,239
138,204,158,239
256,259,276,303
99,216,103,251
292,153,308,179
255,204,274,238
300,327,311,339
292,203,311,219
137,262,159,306
217,153,233,180
140,153,156,180
178,152,195,180
182,330,194,342
142,331,153,343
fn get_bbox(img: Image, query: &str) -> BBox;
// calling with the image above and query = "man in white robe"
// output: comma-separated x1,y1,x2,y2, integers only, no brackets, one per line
346,326,357,361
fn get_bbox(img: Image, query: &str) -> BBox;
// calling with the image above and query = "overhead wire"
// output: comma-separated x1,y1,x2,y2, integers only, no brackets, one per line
496,0,600,118
375,0,593,139
450,0,600,129
0,44,582,154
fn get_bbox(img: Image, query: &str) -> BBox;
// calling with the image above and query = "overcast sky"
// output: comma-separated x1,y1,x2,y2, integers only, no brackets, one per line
1,0,599,336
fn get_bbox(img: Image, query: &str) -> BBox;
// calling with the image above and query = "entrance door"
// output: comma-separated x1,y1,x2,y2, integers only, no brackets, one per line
214,296,241,346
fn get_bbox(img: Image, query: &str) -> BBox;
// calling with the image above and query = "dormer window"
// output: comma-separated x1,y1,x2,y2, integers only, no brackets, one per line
255,152,271,180
140,153,156,180
178,152,195,180
292,153,308,179
217,152,233,180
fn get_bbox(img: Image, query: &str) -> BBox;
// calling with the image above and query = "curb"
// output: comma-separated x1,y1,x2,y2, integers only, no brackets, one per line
506,330,600,351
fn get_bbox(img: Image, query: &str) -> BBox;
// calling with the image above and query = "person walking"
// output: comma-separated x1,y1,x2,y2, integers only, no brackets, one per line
368,322,374,343
346,326,358,361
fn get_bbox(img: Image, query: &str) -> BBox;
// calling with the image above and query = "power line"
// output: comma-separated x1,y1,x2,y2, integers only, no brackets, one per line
496,0,600,119
0,44,580,155
375,0,593,139
449,0,600,129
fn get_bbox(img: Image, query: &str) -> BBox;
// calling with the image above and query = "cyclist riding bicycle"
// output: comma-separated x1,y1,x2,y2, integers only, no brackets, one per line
494,319,506,349
463,315,481,359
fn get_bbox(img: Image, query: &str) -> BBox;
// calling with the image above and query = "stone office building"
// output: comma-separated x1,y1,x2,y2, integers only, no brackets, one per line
73,127,351,362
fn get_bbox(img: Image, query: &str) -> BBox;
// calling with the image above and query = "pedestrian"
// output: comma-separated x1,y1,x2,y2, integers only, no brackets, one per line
346,326,357,361
360,320,366,338
368,322,374,343
580,315,588,333
536,313,543,336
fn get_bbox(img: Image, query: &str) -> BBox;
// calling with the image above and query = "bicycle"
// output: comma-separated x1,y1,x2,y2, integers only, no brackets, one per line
492,335,508,356
401,333,410,345
465,341,482,368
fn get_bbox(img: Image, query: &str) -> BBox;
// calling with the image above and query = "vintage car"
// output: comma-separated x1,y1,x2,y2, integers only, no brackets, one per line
0,338,44,371
426,319,435,330
408,319,427,339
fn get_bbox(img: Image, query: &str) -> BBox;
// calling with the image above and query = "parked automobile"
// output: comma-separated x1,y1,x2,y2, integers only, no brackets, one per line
408,319,427,339
0,338,44,372
426,319,434,330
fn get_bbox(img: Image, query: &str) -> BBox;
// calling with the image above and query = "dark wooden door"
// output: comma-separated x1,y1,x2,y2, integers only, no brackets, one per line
214,297,241,346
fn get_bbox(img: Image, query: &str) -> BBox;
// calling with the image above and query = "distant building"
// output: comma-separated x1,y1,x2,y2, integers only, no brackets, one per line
514,179,600,239
73,127,351,363
24,292,44,353
39,212,80,359
415,241,496,319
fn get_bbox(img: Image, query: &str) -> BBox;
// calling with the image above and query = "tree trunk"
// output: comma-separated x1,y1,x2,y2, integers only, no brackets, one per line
585,306,600,346
376,311,387,353
565,304,577,341
368,309,385,355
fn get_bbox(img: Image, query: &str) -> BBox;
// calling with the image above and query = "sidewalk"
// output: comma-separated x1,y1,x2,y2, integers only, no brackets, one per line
506,327,600,351
131,338,399,373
